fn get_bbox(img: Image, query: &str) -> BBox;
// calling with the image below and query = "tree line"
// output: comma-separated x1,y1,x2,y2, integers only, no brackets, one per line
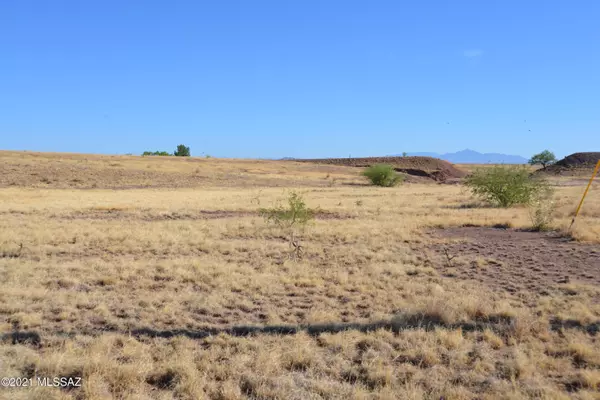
142,144,190,157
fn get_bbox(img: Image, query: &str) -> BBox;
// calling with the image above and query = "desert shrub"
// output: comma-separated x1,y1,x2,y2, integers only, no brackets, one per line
260,191,316,228
174,144,191,157
142,151,171,156
464,165,550,208
363,164,403,187
259,191,317,260
528,186,556,231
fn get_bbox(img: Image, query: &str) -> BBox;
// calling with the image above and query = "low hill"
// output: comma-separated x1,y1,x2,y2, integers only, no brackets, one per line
293,156,467,182
555,152,600,168
536,152,600,176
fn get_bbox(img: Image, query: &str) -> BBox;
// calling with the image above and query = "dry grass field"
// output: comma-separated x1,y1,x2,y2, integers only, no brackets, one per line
1,151,599,399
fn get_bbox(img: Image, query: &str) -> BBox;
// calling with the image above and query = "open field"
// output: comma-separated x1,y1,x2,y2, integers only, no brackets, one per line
1,151,600,399
0,151,365,189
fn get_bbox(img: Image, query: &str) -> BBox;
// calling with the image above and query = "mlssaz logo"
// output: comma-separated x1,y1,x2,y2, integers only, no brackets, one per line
38,377,82,387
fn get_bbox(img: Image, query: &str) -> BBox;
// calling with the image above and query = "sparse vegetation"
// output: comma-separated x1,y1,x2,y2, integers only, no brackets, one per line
529,150,557,168
0,151,599,399
362,164,403,187
464,165,550,207
142,151,171,156
528,187,556,231
260,191,317,260
141,145,192,157
259,191,316,228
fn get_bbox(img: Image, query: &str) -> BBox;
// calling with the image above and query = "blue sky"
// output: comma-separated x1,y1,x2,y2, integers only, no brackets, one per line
1,1,599,159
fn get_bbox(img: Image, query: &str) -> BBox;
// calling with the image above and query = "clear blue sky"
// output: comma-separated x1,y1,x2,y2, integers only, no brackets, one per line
2,1,599,159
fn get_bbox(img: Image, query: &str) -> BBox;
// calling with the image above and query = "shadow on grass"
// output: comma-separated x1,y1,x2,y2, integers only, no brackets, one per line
3,315,598,347
2,314,501,345
550,318,600,335
121,315,600,339
430,223,512,230
130,317,493,340
441,203,497,210
342,182,371,187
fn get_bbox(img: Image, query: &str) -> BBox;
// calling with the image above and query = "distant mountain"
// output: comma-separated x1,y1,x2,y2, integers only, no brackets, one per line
391,149,528,164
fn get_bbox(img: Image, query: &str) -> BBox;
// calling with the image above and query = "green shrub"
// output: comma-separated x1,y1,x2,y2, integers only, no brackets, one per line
142,151,171,156
464,165,550,208
259,191,317,260
174,144,191,157
528,187,556,231
259,191,316,227
363,164,403,187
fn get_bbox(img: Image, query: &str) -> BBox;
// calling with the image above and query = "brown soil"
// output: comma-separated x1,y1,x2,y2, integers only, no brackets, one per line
293,156,467,182
426,227,600,297
537,152,600,176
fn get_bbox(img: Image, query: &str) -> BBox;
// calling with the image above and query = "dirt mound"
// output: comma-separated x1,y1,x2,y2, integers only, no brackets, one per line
538,152,600,176
294,157,467,182
556,152,600,167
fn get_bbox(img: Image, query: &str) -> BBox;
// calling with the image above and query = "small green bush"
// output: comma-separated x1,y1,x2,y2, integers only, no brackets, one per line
259,191,317,260
464,165,550,208
363,164,403,187
142,151,171,156
259,191,316,227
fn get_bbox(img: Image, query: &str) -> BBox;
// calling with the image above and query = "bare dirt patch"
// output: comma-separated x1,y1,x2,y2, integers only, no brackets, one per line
427,227,600,296
293,156,467,182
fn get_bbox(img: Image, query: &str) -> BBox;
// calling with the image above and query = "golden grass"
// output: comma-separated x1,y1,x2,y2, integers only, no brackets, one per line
0,151,599,399
0,150,364,189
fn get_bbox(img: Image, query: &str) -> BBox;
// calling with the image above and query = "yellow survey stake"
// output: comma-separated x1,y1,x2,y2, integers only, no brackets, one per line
570,160,600,229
